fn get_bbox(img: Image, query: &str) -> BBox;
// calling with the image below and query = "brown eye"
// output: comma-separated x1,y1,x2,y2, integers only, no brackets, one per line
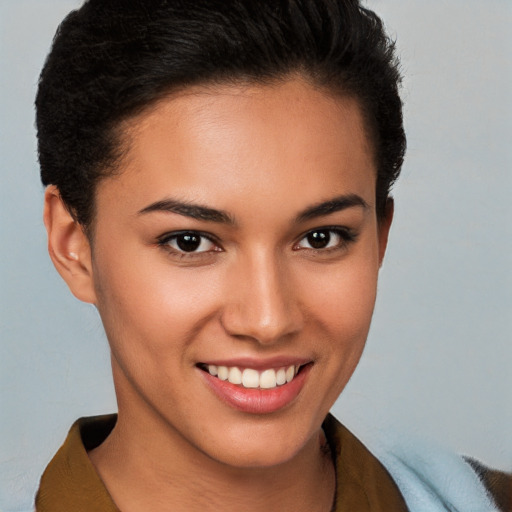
295,228,356,252
176,233,201,252
306,230,331,249
161,232,217,253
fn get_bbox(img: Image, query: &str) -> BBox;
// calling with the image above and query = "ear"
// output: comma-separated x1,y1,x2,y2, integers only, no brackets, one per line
43,185,97,304
377,198,394,267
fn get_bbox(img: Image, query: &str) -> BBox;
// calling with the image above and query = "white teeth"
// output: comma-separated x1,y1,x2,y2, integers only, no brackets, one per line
217,366,229,381
205,364,302,389
260,369,277,389
228,367,242,385
242,368,260,388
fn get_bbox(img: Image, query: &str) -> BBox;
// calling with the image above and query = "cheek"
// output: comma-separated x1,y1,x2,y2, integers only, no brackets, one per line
307,257,380,398
303,256,380,343
310,277,377,371
91,251,223,359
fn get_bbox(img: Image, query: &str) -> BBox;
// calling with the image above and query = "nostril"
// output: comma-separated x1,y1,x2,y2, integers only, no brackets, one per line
219,308,303,346
219,268,303,344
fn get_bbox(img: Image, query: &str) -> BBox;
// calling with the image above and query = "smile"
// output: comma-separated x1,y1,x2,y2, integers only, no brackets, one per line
198,359,312,414
203,364,300,390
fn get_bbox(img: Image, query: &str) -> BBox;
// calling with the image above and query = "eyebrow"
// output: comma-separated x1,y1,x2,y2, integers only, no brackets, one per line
138,199,234,224
138,193,368,225
295,194,369,222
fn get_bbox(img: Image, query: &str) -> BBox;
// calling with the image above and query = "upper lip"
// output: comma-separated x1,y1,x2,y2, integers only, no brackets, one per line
198,356,312,370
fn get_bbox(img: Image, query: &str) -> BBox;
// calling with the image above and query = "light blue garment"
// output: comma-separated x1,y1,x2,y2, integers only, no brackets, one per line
376,438,499,512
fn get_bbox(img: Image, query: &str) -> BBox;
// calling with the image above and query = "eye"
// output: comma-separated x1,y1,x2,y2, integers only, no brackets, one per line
159,231,219,254
295,228,355,251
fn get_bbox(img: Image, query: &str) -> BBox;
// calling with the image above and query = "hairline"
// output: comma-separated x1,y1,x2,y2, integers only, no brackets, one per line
82,71,381,240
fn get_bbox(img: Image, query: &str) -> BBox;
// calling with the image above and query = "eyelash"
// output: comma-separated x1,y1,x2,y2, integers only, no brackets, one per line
293,227,357,253
157,231,221,258
157,227,357,258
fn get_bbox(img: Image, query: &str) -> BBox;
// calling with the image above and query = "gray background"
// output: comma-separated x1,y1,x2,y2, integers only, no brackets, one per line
1,1,511,510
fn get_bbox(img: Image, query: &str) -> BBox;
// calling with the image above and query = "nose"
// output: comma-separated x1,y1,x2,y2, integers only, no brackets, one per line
220,250,303,345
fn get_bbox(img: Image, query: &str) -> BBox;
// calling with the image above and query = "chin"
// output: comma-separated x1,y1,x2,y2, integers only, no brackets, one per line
192,412,320,470
209,439,306,469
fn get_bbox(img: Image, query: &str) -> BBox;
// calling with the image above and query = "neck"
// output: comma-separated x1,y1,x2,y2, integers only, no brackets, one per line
89,407,335,512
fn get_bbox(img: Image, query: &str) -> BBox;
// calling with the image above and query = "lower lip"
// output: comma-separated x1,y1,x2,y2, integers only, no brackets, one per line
200,365,311,414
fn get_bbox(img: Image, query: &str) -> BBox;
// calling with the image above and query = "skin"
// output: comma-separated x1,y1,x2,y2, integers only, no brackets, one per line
44,77,392,511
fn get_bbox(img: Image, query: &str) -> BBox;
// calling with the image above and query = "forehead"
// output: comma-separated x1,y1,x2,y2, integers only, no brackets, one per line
97,78,376,221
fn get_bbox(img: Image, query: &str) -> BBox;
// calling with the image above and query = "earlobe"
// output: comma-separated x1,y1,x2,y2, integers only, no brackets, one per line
43,186,97,304
378,198,394,267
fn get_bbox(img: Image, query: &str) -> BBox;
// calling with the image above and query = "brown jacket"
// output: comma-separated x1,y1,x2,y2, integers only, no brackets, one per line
36,414,408,511
36,414,511,511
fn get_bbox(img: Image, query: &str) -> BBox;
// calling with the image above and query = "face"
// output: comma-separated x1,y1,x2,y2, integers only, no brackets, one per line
84,78,390,467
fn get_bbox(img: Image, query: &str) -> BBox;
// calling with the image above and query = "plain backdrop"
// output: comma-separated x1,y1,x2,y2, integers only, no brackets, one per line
1,1,511,510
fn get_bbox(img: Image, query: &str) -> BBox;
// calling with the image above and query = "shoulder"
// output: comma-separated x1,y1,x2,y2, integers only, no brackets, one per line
325,414,511,512
35,415,119,512
323,414,409,511
465,457,512,512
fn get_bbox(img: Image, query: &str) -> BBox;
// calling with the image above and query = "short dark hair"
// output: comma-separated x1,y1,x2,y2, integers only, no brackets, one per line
36,0,406,228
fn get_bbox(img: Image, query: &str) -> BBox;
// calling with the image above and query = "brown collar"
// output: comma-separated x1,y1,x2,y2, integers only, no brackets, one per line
36,413,408,511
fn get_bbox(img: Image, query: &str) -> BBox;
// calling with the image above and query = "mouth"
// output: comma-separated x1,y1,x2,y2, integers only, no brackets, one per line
198,363,305,390
197,360,312,414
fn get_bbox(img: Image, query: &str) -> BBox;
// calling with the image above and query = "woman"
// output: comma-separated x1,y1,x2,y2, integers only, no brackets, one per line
34,0,509,510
